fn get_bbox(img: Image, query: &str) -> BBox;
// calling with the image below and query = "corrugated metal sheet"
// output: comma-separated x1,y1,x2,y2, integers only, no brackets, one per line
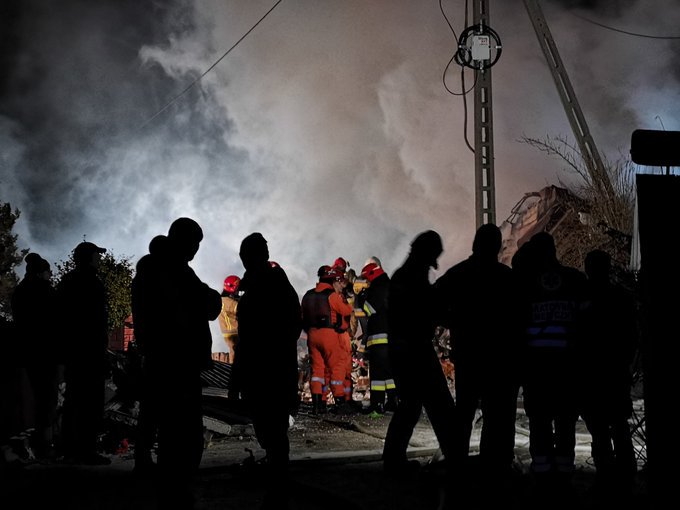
200,360,232,389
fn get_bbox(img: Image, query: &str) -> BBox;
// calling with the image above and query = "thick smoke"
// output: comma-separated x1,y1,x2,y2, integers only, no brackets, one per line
1,0,678,348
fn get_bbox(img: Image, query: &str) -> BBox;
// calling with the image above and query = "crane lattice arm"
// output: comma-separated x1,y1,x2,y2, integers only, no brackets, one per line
523,0,615,201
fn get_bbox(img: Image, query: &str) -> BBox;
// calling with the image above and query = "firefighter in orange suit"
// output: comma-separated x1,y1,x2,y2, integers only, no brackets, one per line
301,266,353,414
332,257,356,406
218,275,240,364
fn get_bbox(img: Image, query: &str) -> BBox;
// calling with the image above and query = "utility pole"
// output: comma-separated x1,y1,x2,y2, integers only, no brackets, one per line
473,0,496,228
456,1,501,228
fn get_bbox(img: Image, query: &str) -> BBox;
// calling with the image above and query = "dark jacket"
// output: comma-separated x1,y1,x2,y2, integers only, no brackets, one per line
234,263,301,411
434,254,519,368
57,266,108,368
132,249,221,372
363,272,390,348
388,259,437,359
11,274,60,365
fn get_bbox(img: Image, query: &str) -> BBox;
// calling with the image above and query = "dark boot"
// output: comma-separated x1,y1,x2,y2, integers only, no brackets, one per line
329,396,354,415
311,394,326,415
385,390,399,413
366,389,385,416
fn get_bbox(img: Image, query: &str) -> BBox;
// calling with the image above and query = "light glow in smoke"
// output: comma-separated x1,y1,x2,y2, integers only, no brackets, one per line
1,0,678,350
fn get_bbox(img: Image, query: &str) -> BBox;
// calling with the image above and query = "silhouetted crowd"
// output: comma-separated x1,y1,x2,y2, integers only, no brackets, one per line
1,218,641,509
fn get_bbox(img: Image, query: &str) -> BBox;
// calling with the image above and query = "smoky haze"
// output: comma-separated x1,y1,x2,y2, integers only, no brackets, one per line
1,0,678,349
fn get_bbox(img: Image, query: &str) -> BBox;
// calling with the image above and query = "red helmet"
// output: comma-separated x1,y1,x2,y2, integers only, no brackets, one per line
320,266,345,283
361,262,385,282
223,275,241,294
332,257,349,272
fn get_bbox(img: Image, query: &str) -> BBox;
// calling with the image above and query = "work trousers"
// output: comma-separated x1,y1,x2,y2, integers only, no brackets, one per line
383,346,456,465
61,363,106,459
154,364,205,508
454,361,518,472
524,352,577,479
368,343,395,408
308,328,345,398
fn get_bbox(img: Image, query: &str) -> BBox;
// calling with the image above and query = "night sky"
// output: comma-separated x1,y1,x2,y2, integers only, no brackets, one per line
1,0,678,347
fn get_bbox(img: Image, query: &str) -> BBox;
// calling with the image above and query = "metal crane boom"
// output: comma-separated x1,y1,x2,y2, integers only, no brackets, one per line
523,0,615,201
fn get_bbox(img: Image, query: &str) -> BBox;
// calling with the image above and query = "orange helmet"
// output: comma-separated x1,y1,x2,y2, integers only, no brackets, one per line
223,275,241,295
361,262,385,282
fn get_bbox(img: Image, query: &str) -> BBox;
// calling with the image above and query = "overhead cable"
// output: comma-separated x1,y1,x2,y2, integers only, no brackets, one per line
139,0,284,130
571,12,680,40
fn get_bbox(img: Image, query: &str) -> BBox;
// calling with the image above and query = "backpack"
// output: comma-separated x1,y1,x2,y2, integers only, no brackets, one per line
301,288,335,332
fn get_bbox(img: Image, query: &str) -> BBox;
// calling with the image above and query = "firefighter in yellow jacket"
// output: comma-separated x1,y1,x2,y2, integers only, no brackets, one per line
218,275,240,364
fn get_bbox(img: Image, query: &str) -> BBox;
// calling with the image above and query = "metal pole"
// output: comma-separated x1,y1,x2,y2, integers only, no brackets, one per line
474,0,496,228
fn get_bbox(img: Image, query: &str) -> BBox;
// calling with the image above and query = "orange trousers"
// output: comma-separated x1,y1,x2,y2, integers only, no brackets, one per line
307,328,345,398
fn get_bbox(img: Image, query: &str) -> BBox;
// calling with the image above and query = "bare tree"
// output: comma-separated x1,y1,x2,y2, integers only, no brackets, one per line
520,135,636,278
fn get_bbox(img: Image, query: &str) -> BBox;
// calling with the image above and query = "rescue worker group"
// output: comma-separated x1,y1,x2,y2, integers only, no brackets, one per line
220,254,392,417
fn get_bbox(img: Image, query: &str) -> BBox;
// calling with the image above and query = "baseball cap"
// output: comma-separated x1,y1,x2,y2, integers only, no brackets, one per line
74,241,106,259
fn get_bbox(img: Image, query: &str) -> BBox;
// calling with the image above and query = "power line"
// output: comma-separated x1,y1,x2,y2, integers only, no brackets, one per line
439,0,475,153
139,0,284,130
571,12,680,40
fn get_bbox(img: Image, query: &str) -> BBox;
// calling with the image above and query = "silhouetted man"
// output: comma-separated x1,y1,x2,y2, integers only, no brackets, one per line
578,249,638,499
132,219,221,509
382,230,457,477
231,232,302,509
57,241,110,465
517,232,586,498
434,223,521,493
11,253,61,460
130,234,168,473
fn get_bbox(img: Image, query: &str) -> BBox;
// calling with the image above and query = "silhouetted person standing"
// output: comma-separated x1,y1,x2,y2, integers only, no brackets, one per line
130,234,169,473
57,241,110,465
11,253,61,460
132,219,222,509
517,232,586,498
433,224,521,490
382,230,457,477
231,232,301,509
578,249,638,499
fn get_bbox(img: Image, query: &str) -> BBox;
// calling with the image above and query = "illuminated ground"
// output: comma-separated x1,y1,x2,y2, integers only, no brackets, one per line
2,404,649,509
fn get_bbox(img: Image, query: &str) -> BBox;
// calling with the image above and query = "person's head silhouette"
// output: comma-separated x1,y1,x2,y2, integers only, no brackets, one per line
584,249,611,283
410,230,443,269
239,232,269,272
168,217,203,262
25,253,50,277
149,234,169,256
73,241,106,268
530,231,557,265
472,223,502,259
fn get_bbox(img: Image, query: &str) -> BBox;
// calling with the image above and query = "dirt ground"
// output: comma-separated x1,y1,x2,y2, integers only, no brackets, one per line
2,402,650,510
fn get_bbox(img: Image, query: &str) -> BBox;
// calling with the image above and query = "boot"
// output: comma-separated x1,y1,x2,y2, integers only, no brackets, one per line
385,390,399,413
365,390,385,416
329,396,353,415
311,394,326,415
